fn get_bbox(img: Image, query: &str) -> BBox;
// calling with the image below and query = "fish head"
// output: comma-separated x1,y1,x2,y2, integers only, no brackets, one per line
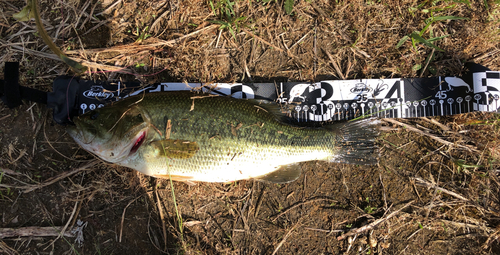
67,104,150,163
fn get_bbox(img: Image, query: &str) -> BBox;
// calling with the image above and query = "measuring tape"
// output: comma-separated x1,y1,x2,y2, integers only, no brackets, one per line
48,62,497,124
1,62,498,125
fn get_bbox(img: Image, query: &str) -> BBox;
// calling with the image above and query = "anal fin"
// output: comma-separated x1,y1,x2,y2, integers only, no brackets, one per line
153,174,196,185
254,163,302,184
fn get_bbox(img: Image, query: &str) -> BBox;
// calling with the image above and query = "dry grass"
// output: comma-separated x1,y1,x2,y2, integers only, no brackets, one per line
0,0,500,254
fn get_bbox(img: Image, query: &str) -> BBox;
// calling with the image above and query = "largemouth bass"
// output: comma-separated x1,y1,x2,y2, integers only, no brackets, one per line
67,91,379,183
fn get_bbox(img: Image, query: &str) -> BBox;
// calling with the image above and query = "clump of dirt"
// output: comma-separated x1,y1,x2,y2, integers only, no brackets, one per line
1,0,500,254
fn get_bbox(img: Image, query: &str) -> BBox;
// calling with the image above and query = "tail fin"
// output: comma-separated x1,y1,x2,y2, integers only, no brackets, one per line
330,118,380,165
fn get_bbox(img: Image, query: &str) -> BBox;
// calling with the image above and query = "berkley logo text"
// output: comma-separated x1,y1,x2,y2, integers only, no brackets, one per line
83,86,114,99
350,84,372,93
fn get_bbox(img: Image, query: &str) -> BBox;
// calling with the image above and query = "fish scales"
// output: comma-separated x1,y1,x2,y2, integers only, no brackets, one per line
67,91,379,183
140,92,335,181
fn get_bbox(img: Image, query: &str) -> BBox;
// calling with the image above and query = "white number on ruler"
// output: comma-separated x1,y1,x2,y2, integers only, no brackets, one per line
356,94,368,103
435,90,447,99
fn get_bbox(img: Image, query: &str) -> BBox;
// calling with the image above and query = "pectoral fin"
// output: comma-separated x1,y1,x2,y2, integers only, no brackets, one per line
255,163,302,184
150,139,199,159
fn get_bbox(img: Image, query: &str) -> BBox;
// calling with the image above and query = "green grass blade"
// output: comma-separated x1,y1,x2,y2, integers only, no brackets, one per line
284,0,294,15
168,175,184,239
410,32,444,51
432,16,468,21
420,21,433,35
396,35,409,48
427,34,450,42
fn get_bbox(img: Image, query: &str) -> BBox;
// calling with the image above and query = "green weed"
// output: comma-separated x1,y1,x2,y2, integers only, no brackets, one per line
397,2,468,52
453,159,483,173
417,222,424,229
0,172,14,199
257,0,295,15
168,174,184,242
484,0,500,10
364,206,377,214
135,26,151,43
284,0,294,15
159,143,185,245
209,0,246,39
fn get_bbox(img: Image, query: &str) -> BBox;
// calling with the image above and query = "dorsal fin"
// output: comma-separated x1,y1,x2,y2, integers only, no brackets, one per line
249,99,294,123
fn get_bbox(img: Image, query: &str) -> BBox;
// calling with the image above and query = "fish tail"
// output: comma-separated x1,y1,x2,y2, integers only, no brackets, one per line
330,118,380,165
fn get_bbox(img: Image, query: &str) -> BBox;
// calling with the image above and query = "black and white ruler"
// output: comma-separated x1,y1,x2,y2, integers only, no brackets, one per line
2,62,498,125
51,63,499,125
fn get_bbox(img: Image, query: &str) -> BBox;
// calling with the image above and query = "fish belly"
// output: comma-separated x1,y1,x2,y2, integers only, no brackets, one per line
123,138,330,182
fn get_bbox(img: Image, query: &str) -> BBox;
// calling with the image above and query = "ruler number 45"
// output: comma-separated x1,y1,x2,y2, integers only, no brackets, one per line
435,90,447,99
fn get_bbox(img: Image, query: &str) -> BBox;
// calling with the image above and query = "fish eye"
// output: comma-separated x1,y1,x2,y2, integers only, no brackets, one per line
91,112,99,120
135,114,143,121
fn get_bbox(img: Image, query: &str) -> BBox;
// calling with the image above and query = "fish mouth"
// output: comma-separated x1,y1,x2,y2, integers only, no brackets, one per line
66,124,79,139
66,123,90,144
129,131,146,155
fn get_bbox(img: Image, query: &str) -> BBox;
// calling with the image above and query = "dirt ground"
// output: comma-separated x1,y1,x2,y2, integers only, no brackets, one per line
1,0,500,254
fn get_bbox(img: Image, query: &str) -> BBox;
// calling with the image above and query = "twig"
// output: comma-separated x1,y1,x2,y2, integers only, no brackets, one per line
95,0,122,16
379,171,388,210
439,218,493,233
472,49,500,62
242,28,284,53
323,49,345,79
304,227,343,233
254,185,265,217
482,227,500,249
382,118,478,152
289,31,311,49
407,228,422,240
271,220,301,255
80,20,109,37
313,20,317,77
420,48,435,78
21,160,98,193
45,172,85,250
0,226,75,238
0,114,11,121
0,239,17,255
421,117,450,131
346,234,357,253
0,168,24,176
243,60,252,81
8,44,135,74
151,8,171,33
337,200,415,240
411,176,469,201
155,185,168,252
66,25,218,55
119,196,143,242
272,197,336,222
